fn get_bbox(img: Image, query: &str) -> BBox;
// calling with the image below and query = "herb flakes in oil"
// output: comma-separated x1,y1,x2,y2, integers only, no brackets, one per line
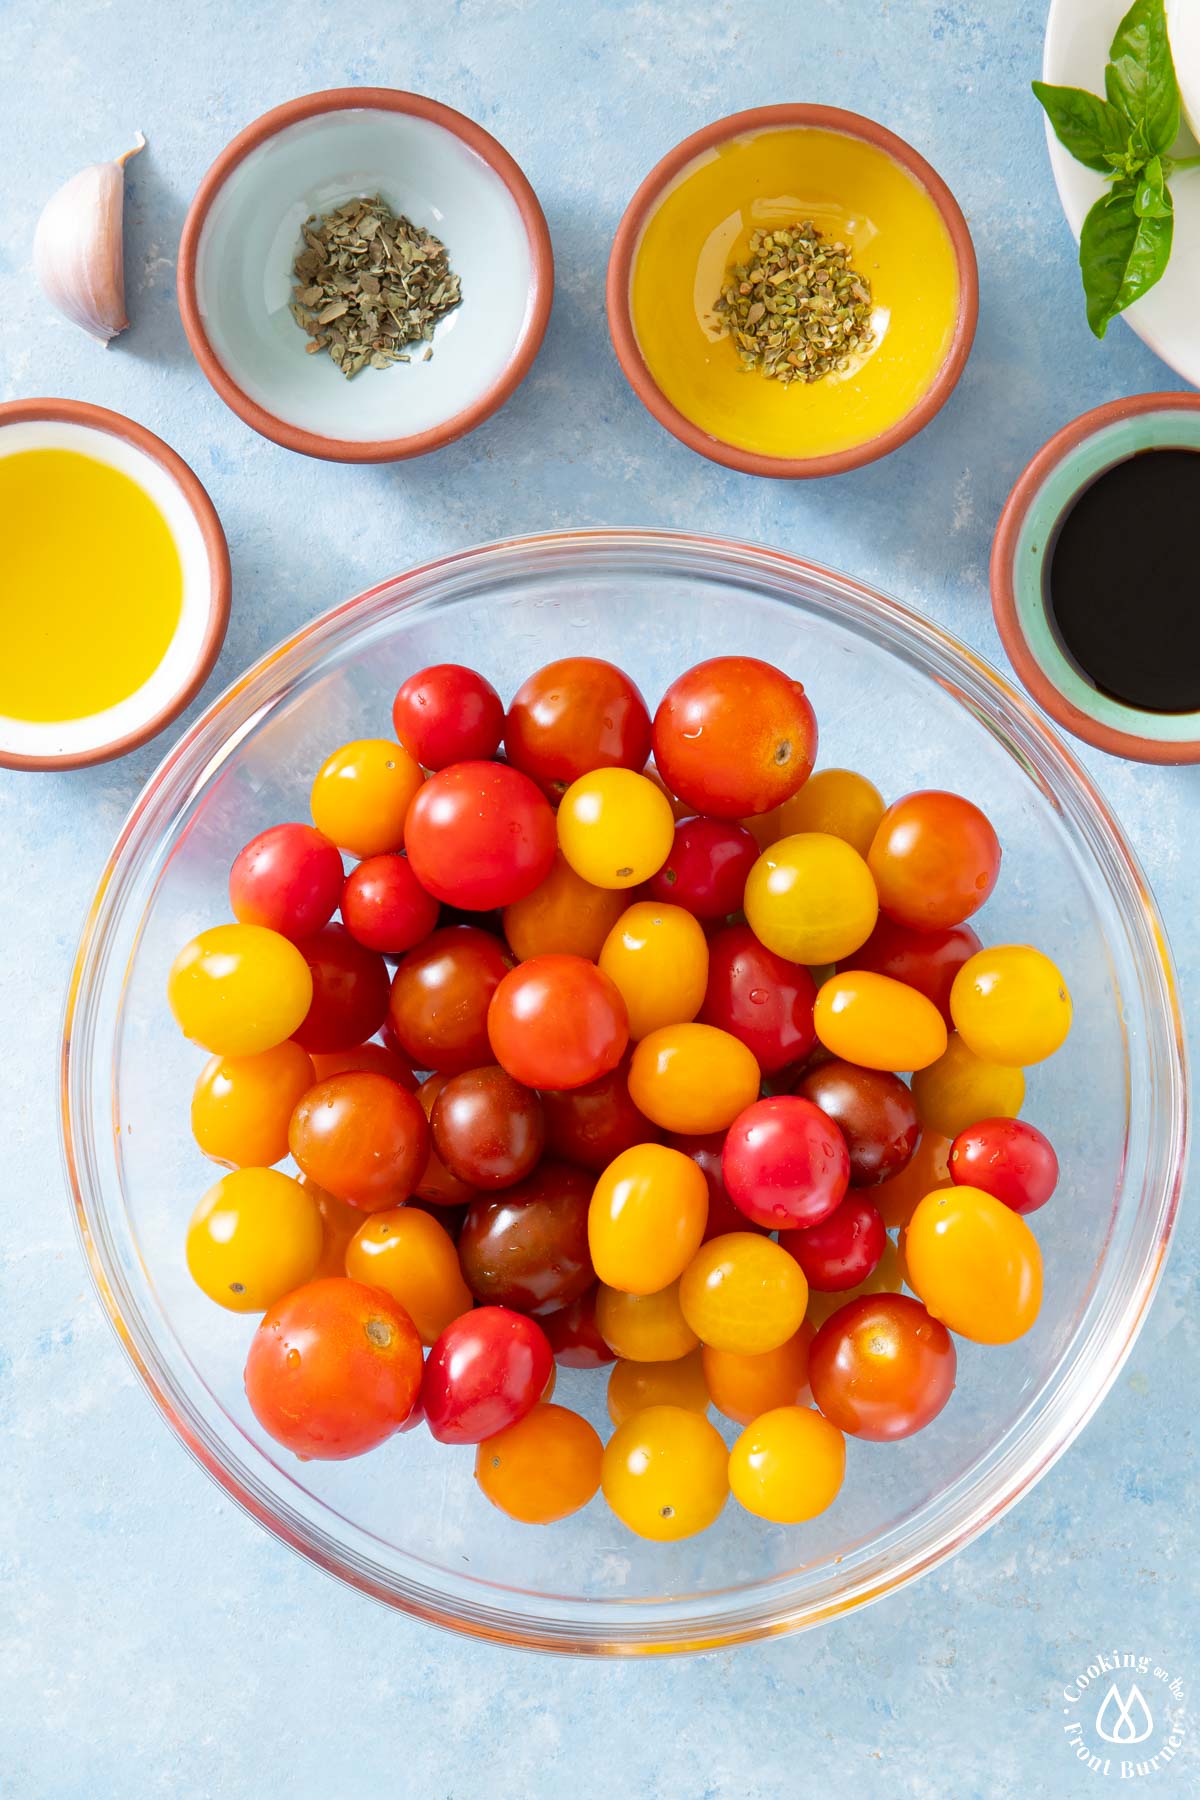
710,221,875,385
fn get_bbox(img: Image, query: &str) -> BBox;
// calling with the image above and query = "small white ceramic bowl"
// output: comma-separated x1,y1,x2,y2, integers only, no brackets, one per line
178,89,554,463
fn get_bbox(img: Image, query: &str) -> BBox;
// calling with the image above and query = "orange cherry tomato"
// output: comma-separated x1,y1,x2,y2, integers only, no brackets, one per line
873,1131,952,1231
487,954,629,1091
601,1405,729,1540
744,832,878,965
345,1205,472,1344
813,971,947,1072
627,1022,760,1134
651,656,818,819
643,763,693,821
702,1321,814,1425
729,1405,846,1524
310,738,424,859
186,1167,322,1313
168,923,313,1057
588,1143,709,1294
679,1232,808,1354
594,1281,698,1361
808,1293,956,1440
306,1179,363,1280
910,1033,1025,1140
867,790,1001,931
191,1040,315,1168
950,945,1072,1067
288,1071,429,1212
905,1185,1043,1343
475,1403,603,1524
607,1348,710,1425
770,768,885,858
501,851,629,962
598,901,709,1041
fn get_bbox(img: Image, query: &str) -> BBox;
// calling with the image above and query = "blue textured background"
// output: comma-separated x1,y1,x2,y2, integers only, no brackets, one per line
1,2,1196,1795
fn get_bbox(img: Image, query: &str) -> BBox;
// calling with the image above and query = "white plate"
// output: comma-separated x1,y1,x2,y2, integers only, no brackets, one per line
1043,0,1200,387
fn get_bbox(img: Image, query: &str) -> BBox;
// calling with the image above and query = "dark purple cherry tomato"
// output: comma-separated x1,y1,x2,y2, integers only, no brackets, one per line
542,1286,616,1368
699,924,817,1074
646,817,758,919
430,1064,545,1189
949,1117,1059,1214
340,853,440,955
540,1053,660,1171
391,663,504,770
722,1095,850,1230
293,924,390,1054
794,1059,919,1188
665,1131,769,1240
229,823,344,941
841,915,982,1027
421,1306,553,1444
781,1193,886,1292
457,1162,593,1314
388,926,515,1074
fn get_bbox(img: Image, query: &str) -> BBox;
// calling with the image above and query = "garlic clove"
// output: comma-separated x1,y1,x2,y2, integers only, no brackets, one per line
33,133,146,345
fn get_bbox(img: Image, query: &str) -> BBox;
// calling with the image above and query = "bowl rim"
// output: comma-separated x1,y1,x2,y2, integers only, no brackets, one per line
60,527,1187,1653
991,390,1200,765
605,104,980,479
0,397,231,772
177,87,555,465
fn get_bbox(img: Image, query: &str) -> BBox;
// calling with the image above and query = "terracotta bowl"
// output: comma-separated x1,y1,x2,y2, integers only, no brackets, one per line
0,398,230,772
606,104,978,478
178,89,553,463
991,392,1200,766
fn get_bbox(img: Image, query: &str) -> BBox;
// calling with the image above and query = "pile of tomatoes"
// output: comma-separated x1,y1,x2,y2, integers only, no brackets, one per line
168,652,1071,1539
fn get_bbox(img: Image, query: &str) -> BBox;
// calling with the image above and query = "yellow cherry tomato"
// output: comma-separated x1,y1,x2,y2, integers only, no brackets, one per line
589,1143,709,1294
168,923,313,1056
805,1235,904,1330
910,1033,1025,1139
594,1281,698,1361
679,1232,809,1354
950,945,1072,1067
702,1322,813,1425
306,1178,363,1280
773,768,885,857
557,768,675,888
475,1403,603,1524
310,737,424,859
190,1040,315,1168
813,970,947,1072
186,1167,322,1312
874,1131,952,1231
729,1405,846,1524
905,1185,1043,1343
607,1348,710,1425
344,1205,472,1345
601,1404,729,1541
627,1022,760,1134
598,901,709,1040
744,832,879,965
501,851,628,961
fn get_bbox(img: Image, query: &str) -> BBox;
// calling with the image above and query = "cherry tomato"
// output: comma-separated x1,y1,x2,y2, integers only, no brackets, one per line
430,1064,544,1189
191,1040,315,1168
729,1405,845,1524
679,1232,808,1354
646,815,758,918
781,1193,886,1292
699,923,817,1074
607,1348,710,1425
949,1117,1058,1215
458,1162,594,1314
542,1286,616,1368
557,768,675,888
475,1403,603,1524
404,760,556,911
809,1293,956,1440
421,1306,553,1445
652,656,818,818
289,1071,429,1212
722,1096,849,1230
488,954,628,1090
805,1234,904,1330
391,663,503,769
588,1143,709,1294
310,1042,416,1087
541,1054,660,1171
244,1277,423,1459
868,790,1001,931
602,1405,728,1540
874,1131,952,1232
168,924,312,1056
307,1179,363,1280
594,1281,697,1361
905,1186,1043,1343
388,926,514,1075
501,852,629,962
744,832,878,965
910,1032,1025,1140
598,901,709,1040
310,738,424,859
665,1131,768,1240
769,767,885,857
344,1205,472,1344
412,1072,477,1205
702,1322,814,1425
813,971,947,1072
504,657,652,799
642,763,693,821
627,1023,760,1135
339,853,440,955
950,945,1072,1066
793,1059,918,1187
187,1167,322,1312
293,923,390,1054
841,915,982,1027
229,823,343,940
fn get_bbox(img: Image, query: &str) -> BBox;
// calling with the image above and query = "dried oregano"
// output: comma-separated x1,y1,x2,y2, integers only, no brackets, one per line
290,195,462,379
710,222,875,385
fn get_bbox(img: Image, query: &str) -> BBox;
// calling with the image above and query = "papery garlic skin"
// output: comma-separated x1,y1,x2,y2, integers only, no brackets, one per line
33,135,145,345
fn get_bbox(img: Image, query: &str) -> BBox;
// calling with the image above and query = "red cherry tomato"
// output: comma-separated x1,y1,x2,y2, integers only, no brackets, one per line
949,1117,1059,1215
699,923,818,1074
311,1042,417,1088
645,816,758,918
652,657,818,818
809,1293,956,1441
388,926,514,1074
391,663,503,770
840,915,982,1026
541,1052,661,1171
793,1059,919,1188
542,1286,616,1368
293,924,390,1054
781,1193,886,1291
340,854,440,955
430,1064,545,1189
244,1277,423,1459
229,823,344,941
289,1071,430,1211
867,791,1001,931
458,1161,594,1313
722,1095,850,1230
421,1306,553,1444
404,761,556,911
504,657,652,800
488,954,629,1091
666,1131,769,1240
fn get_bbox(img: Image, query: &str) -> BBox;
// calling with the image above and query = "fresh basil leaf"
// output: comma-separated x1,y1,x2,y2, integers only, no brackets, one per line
1134,154,1172,214
1079,177,1174,336
1105,0,1180,154
1031,80,1134,173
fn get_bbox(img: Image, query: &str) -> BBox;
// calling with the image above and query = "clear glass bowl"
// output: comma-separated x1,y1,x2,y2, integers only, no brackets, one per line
61,530,1187,1654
